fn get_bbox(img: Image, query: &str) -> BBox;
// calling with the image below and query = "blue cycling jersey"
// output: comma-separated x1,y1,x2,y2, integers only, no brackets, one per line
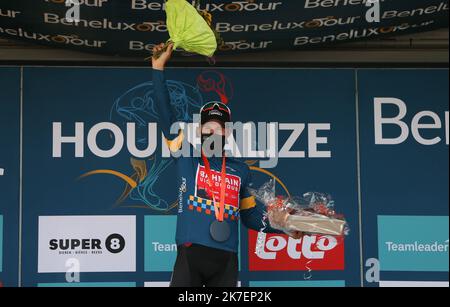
152,69,281,253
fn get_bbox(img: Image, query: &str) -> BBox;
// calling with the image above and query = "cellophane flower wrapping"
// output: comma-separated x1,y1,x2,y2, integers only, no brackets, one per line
249,180,350,237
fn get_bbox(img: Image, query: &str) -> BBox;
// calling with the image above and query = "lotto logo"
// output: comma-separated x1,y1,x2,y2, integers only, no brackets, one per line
248,230,344,271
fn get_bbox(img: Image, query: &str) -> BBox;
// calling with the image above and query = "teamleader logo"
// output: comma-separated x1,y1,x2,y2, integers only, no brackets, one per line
384,240,449,254
48,233,126,255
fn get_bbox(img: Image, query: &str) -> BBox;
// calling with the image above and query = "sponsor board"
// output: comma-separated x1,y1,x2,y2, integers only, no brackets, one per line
378,216,449,272
0,26,107,48
22,67,359,285
358,69,449,286
379,280,449,287
11,67,446,286
249,280,345,287
0,9,21,18
43,0,110,8
38,216,136,273
130,0,284,12
248,230,345,271
1,1,447,56
144,215,177,272
38,282,136,287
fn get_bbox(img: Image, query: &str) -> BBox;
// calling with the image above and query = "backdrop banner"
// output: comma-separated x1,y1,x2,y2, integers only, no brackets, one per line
0,67,21,287
0,0,448,57
0,66,448,287
21,67,360,286
358,69,449,287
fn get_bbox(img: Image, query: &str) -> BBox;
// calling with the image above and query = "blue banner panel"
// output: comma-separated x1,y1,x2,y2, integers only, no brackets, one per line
0,67,21,287
144,215,177,272
358,69,449,286
378,216,448,272
0,1,448,56
22,67,360,286
249,280,345,287
38,282,136,287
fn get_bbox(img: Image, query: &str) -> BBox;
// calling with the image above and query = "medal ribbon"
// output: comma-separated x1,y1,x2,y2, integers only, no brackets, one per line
201,152,226,222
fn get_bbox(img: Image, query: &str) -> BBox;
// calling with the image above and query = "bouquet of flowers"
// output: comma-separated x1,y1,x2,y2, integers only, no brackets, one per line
250,180,349,236
152,0,223,59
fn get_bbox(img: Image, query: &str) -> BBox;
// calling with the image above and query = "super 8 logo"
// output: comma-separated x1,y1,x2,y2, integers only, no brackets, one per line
248,230,345,271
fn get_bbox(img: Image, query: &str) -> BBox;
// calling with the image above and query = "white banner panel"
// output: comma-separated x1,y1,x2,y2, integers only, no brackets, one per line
379,281,449,287
38,216,136,273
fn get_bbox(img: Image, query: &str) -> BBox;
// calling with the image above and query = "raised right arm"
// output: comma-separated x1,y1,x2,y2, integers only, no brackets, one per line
152,42,184,152
152,68,177,137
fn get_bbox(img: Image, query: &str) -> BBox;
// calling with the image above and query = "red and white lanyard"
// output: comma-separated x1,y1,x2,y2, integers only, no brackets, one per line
201,152,227,222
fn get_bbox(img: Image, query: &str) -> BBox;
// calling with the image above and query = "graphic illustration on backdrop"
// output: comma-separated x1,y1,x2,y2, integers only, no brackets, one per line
78,70,242,211
76,70,294,212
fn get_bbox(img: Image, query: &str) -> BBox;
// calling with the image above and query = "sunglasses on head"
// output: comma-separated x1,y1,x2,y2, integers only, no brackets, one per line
200,102,231,115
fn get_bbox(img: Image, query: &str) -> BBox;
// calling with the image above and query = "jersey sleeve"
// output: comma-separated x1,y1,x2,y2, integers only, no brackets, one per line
152,69,184,152
239,166,284,234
